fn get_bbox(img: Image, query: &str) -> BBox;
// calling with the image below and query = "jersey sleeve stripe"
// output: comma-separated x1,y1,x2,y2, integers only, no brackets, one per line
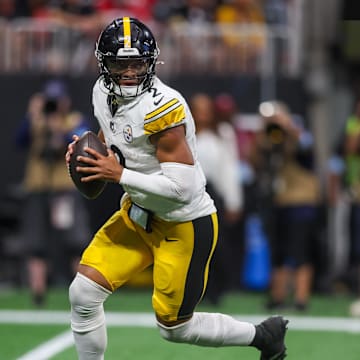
144,103,185,134
144,98,179,121
144,101,183,124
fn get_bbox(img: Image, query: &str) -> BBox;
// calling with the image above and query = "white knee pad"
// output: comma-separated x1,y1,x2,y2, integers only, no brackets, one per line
69,273,111,333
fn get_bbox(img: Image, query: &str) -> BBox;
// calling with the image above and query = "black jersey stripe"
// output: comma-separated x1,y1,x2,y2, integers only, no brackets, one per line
177,214,217,320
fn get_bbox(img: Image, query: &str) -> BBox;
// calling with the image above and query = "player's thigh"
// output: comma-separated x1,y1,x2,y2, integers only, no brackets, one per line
80,207,153,291
152,213,218,323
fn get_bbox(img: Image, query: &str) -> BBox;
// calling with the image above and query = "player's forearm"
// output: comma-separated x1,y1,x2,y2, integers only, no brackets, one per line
120,162,196,204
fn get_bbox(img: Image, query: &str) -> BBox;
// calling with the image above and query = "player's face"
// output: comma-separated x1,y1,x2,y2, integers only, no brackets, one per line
106,58,148,85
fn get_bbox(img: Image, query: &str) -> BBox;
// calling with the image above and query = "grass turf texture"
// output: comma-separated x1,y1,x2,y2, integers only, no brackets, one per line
52,328,360,360
0,287,355,315
0,288,359,359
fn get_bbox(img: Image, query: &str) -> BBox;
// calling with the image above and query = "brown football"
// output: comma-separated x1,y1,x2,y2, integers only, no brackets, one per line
68,131,107,199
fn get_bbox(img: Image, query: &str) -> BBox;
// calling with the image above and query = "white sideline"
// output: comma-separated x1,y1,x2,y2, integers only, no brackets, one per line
17,331,74,360
1,311,358,359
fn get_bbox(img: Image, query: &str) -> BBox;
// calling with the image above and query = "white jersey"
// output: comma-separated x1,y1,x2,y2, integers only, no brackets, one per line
92,76,216,221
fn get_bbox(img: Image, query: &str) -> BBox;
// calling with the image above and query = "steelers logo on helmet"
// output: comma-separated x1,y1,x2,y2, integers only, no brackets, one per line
95,17,160,99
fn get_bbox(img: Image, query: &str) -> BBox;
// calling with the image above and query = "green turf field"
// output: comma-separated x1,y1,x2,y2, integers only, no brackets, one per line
0,287,359,359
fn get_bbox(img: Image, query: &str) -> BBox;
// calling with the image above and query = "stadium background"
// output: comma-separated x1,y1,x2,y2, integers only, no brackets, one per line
1,0,360,358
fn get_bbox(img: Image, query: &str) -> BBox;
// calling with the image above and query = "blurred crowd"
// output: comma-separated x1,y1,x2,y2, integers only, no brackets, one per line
0,0,293,74
15,79,92,306
190,90,360,315
189,92,323,311
0,0,288,26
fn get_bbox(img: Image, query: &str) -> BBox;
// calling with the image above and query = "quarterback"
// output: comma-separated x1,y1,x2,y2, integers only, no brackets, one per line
66,17,288,359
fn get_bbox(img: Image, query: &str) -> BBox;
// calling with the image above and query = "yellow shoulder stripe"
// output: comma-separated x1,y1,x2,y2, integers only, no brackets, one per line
145,99,179,121
144,103,185,135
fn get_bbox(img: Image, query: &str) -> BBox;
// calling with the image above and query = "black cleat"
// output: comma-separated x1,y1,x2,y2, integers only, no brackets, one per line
251,315,289,360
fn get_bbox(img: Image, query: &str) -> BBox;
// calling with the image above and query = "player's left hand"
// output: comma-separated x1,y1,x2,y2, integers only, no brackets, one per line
76,147,124,183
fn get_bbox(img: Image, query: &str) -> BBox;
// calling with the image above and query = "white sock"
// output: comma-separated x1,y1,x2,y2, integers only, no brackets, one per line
158,312,256,347
73,326,107,360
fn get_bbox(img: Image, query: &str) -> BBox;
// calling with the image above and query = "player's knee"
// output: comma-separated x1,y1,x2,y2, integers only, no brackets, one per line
69,274,92,311
69,273,111,333
157,318,193,344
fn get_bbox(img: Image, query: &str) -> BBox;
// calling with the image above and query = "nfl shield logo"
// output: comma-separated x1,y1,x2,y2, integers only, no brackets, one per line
123,125,133,143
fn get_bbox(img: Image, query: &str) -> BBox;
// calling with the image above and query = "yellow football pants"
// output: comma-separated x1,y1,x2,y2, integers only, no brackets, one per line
80,198,218,322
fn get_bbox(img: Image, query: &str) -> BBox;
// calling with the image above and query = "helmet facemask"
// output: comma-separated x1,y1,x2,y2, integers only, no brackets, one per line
102,56,154,98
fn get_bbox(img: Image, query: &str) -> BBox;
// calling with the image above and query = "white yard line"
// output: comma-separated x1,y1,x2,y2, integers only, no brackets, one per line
1,311,360,332
0,311,358,359
17,331,74,360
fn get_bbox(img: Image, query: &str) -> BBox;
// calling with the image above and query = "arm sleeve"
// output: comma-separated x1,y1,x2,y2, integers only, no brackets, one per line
120,162,197,204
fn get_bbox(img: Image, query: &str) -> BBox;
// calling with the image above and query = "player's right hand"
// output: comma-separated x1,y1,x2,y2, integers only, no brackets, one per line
65,134,80,165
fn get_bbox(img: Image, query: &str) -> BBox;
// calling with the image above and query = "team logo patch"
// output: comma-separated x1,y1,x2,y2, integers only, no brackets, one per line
123,125,133,143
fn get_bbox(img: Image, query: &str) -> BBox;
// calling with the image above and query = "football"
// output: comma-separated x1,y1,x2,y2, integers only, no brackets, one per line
68,131,108,199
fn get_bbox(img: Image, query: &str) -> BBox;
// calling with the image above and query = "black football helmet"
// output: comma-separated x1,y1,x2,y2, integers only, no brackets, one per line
95,17,160,98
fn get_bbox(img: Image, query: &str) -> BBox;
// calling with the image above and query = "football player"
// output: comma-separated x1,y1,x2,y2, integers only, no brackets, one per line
65,17,289,359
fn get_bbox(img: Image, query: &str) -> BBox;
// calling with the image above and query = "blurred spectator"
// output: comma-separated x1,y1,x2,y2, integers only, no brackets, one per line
1,1,102,74
216,0,265,25
153,0,217,24
26,0,51,18
260,0,288,71
214,92,244,216
51,2,100,29
255,101,322,311
261,0,288,25
96,0,157,24
191,93,243,304
343,100,360,206
0,0,30,19
326,131,349,295
214,93,239,159
16,79,91,306
46,0,102,73
215,0,267,72
335,99,360,316
155,0,219,74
